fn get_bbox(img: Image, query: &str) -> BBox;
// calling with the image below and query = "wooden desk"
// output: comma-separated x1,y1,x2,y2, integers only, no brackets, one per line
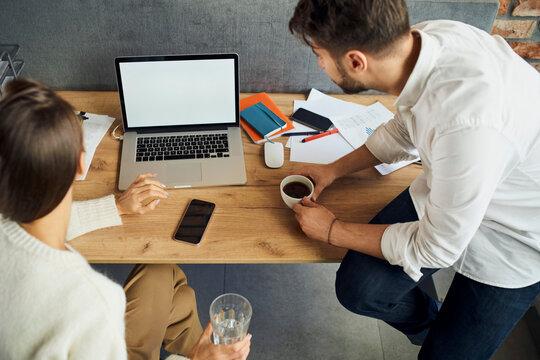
60,91,423,264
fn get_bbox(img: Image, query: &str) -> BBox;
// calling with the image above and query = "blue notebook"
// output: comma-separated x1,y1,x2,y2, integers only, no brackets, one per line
240,102,287,138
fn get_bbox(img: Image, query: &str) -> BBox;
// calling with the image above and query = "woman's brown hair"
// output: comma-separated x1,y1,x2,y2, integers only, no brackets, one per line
0,79,84,223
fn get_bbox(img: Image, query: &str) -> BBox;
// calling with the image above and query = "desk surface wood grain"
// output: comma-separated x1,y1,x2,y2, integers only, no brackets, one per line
59,91,422,263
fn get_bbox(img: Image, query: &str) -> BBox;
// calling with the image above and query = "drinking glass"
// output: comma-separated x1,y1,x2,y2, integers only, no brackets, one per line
209,293,252,344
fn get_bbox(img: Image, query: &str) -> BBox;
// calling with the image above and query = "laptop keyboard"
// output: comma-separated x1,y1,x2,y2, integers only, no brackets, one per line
136,133,229,162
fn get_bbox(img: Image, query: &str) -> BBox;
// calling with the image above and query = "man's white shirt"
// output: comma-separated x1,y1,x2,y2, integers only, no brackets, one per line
366,20,540,288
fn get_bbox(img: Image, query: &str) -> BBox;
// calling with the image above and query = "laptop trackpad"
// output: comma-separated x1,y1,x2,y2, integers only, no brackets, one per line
166,163,202,185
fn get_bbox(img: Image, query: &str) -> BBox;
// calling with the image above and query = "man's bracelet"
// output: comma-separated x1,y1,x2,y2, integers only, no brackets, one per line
328,217,338,245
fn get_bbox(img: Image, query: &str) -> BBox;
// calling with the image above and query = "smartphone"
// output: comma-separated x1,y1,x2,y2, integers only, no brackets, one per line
173,199,216,246
290,108,333,132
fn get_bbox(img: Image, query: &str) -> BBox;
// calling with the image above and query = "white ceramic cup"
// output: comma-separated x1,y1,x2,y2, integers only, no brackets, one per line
280,175,315,209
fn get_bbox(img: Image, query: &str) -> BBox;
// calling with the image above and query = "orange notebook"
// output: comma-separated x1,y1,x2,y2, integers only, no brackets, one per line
239,92,294,143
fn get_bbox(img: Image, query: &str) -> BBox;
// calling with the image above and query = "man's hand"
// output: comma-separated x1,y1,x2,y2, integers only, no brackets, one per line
292,197,336,243
188,322,251,360
294,145,382,200
293,163,338,201
115,173,168,215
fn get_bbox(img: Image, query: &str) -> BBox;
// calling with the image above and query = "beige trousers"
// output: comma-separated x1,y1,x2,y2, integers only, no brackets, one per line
124,264,203,360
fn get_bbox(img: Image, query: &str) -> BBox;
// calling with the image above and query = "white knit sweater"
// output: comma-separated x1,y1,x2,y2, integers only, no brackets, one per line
0,196,187,360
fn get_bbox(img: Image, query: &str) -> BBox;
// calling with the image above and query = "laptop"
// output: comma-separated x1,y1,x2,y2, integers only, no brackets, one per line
115,54,247,190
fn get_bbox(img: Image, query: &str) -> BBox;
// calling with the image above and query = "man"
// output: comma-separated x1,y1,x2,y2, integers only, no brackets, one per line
0,79,251,360
288,0,540,358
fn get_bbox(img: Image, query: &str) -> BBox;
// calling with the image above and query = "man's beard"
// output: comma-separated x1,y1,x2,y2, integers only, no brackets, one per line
334,61,370,94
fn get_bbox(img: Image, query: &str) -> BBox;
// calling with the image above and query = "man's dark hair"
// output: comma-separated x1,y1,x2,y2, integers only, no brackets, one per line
289,0,410,58
0,79,84,223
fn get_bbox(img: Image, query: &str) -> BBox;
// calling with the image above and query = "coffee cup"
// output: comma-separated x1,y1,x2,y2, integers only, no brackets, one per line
280,175,314,209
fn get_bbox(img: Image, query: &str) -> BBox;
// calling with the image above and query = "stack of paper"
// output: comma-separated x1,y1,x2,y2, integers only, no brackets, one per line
77,113,115,180
286,89,418,175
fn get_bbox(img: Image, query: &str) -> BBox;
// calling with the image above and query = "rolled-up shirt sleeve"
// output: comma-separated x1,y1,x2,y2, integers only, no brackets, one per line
365,112,419,164
381,126,517,281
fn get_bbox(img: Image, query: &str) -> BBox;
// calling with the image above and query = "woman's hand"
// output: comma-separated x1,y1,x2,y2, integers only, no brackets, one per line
115,173,168,215
188,322,251,360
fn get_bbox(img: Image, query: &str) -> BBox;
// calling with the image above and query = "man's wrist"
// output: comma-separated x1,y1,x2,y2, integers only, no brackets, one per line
328,217,339,245
328,161,343,182
328,219,344,247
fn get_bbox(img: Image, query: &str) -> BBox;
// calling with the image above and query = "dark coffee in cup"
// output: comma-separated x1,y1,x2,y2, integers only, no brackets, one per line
283,181,311,198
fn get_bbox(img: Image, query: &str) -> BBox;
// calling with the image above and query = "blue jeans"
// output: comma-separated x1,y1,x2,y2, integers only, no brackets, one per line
335,188,540,359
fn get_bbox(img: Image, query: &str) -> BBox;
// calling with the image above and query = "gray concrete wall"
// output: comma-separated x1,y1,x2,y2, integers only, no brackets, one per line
1,0,498,92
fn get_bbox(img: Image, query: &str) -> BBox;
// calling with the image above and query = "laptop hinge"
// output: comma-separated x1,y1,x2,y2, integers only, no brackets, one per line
134,125,230,134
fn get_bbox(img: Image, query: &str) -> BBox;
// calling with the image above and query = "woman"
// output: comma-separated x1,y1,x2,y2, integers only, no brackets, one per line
0,79,251,360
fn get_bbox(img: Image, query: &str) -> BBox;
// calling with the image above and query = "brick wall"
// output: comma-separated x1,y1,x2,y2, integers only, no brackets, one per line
492,0,540,71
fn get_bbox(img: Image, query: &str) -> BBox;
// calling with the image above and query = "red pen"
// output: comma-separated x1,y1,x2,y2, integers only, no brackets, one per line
301,128,339,143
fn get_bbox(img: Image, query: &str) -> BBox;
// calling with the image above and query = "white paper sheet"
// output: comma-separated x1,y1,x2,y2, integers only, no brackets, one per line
77,113,115,180
293,99,308,112
331,102,395,149
375,160,419,175
289,89,418,174
301,91,364,119
289,132,354,164
285,121,315,148
290,90,361,164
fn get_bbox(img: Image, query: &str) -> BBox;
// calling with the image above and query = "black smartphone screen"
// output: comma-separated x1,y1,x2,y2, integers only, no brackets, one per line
291,108,333,132
173,199,215,245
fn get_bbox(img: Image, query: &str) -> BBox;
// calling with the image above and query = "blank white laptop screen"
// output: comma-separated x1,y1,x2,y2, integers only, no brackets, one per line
119,59,236,128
